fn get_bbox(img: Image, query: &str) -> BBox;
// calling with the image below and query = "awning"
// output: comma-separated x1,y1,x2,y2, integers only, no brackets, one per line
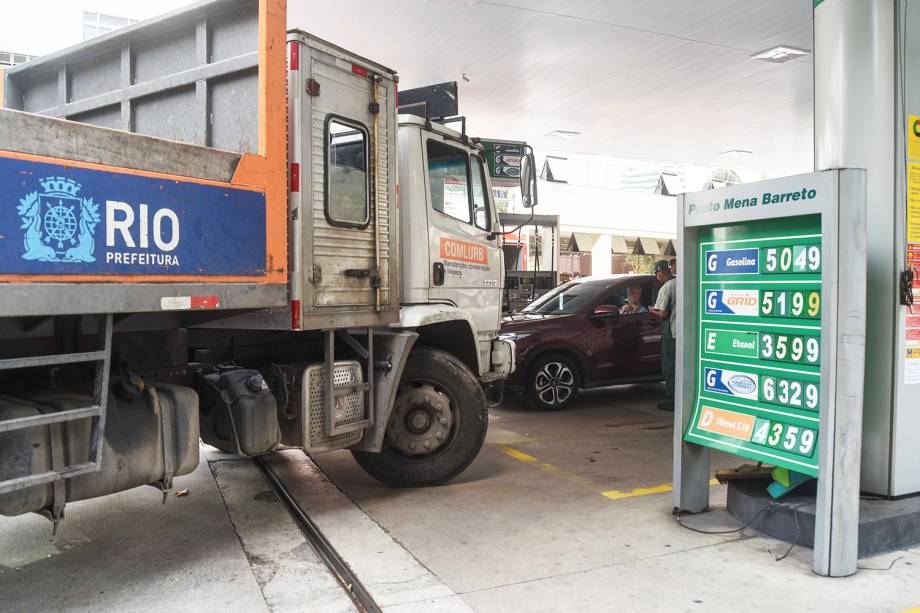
610,235,630,254
657,173,684,196
632,237,661,256
570,232,597,252
662,239,677,256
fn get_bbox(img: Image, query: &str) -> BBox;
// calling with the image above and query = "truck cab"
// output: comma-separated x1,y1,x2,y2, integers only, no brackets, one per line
398,115,508,386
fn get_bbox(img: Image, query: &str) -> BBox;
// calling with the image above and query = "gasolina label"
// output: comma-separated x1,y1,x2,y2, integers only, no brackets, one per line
704,248,759,275
705,289,759,316
703,367,759,400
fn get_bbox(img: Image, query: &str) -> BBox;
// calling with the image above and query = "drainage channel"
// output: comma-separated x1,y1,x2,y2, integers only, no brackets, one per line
252,456,382,613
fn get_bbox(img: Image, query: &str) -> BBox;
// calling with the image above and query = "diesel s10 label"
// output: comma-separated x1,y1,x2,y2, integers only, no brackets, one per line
0,156,266,276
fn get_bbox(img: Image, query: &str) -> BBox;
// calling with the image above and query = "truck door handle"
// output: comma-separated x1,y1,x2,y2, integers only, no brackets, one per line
433,262,445,286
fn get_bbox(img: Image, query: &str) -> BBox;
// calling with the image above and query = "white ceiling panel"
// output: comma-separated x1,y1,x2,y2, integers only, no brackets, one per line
293,1,814,176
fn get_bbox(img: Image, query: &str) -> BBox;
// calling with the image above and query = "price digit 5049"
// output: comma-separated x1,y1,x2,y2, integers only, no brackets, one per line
762,245,821,274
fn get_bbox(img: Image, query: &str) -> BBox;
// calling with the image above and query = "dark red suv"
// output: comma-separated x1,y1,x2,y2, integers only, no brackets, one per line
500,275,663,409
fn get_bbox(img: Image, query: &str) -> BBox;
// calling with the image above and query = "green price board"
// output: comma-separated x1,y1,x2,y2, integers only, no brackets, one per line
480,139,526,183
684,215,823,476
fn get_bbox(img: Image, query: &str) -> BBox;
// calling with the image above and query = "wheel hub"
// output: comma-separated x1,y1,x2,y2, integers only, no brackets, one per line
534,362,575,406
385,382,454,456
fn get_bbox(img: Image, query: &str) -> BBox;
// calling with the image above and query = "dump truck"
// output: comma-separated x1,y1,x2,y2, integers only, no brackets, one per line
0,0,536,524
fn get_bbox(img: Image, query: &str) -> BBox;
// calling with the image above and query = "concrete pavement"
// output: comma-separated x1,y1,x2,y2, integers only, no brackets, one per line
1,382,918,612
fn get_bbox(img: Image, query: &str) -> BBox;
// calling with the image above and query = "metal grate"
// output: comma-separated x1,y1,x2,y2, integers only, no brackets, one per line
304,361,364,452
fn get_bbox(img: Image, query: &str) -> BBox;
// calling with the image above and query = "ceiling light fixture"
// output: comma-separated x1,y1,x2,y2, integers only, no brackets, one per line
544,130,580,139
751,45,810,63
718,149,753,156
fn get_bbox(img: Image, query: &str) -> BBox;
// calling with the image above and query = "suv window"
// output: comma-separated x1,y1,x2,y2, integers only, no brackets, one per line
523,281,606,315
325,117,369,227
599,281,655,311
427,139,471,224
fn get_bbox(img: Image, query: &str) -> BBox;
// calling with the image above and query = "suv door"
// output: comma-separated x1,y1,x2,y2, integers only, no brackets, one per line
424,135,503,336
584,279,660,382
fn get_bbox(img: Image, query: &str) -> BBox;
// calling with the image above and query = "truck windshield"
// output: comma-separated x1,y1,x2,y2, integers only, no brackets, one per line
522,281,601,315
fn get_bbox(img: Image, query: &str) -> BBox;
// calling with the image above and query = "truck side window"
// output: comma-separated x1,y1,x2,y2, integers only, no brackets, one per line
325,117,369,227
427,139,471,224
471,155,490,231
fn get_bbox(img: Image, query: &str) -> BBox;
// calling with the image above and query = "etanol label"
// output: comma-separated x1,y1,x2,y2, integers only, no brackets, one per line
703,329,759,358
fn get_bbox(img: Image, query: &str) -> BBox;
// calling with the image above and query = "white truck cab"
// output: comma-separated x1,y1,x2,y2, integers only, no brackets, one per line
398,115,509,384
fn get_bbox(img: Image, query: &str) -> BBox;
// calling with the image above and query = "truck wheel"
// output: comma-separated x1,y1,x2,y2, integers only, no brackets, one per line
526,353,580,410
352,348,487,487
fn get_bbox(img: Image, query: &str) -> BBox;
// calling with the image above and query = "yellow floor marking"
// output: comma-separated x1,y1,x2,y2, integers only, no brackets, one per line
501,446,538,464
602,479,720,501
501,446,579,480
501,445,724,497
899,608,920,613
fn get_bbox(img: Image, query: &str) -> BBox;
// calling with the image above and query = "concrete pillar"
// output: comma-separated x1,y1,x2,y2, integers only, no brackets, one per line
590,234,611,276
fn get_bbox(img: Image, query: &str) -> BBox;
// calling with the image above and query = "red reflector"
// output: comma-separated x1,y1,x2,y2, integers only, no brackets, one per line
290,43,299,70
395,82,398,107
351,64,369,78
291,300,301,329
290,162,300,192
396,184,400,209
191,295,220,309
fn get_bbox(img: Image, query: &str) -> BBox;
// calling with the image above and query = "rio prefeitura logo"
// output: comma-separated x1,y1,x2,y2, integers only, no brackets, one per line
18,177,100,263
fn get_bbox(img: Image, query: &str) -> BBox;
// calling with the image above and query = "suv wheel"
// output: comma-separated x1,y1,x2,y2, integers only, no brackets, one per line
526,353,580,410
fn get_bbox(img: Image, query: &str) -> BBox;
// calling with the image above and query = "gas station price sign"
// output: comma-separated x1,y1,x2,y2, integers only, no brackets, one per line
673,165,867,577
683,196,828,476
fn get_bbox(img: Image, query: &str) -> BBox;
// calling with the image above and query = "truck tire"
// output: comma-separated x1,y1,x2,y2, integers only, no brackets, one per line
526,352,580,410
352,348,488,487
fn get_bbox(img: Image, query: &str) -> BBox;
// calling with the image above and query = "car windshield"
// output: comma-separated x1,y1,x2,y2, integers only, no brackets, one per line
522,281,604,315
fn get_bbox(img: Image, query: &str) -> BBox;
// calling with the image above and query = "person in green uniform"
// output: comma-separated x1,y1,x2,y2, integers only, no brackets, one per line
650,260,676,411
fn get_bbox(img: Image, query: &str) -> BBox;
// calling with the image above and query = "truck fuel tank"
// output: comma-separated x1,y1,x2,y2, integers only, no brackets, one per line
0,383,199,518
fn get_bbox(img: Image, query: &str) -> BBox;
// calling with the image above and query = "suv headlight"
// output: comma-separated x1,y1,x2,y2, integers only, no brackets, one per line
497,331,533,342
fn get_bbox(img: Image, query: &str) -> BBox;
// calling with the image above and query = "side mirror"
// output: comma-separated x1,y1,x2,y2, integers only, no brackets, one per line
591,304,619,318
520,150,538,208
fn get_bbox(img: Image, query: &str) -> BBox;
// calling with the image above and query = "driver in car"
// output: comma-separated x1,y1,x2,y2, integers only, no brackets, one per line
619,284,648,315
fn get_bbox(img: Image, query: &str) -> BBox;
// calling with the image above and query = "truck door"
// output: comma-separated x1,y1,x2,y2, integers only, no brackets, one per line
305,54,391,309
424,135,503,333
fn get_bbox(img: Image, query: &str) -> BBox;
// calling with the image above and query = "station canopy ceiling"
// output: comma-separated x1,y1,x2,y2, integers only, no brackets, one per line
294,0,814,177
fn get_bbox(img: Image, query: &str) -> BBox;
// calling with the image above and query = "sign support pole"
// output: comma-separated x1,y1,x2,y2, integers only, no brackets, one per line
813,170,867,576
673,200,710,513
